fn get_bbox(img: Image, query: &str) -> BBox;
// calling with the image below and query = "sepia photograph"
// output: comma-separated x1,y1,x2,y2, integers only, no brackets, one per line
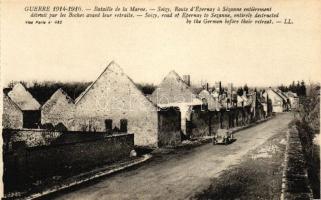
1,0,320,199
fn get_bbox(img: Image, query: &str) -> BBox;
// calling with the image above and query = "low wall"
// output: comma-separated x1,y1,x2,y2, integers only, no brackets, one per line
190,107,255,138
2,129,62,151
2,129,128,151
3,132,134,193
281,126,313,199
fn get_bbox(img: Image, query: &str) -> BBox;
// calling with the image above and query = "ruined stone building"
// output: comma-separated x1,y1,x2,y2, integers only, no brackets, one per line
70,61,180,147
150,71,200,106
3,94,23,129
149,73,262,139
7,83,41,128
41,88,75,130
285,91,299,110
263,88,288,113
199,89,220,111
150,71,205,138
2,62,271,147
263,94,273,117
276,89,290,111
251,92,266,121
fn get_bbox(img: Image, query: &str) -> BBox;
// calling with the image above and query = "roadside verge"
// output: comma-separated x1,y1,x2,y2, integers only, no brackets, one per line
5,154,152,200
280,124,313,200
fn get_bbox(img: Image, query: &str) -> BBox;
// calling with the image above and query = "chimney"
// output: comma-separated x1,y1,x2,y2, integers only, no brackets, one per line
227,83,233,94
206,83,209,91
183,75,190,86
215,81,222,93
227,83,234,101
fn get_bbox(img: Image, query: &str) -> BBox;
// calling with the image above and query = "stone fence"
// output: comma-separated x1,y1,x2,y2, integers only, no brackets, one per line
281,126,313,199
2,130,134,194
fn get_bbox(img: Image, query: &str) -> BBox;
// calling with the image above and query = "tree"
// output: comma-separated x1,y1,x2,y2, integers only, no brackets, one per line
289,81,296,93
300,80,306,96
243,84,249,95
296,81,301,96
278,84,289,92
135,83,156,95
236,87,244,96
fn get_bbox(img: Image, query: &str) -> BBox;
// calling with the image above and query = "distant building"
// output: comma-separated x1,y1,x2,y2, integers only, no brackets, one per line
227,83,233,95
285,91,299,110
199,89,220,111
2,94,23,129
7,83,41,128
263,88,287,112
41,88,75,130
212,89,220,99
237,95,245,108
275,89,290,110
259,92,273,117
214,81,221,93
252,92,265,120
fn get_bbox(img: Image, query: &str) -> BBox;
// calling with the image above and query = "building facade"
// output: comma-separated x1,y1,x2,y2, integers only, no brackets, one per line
41,88,75,130
263,88,287,113
150,71,204,138
3,94,23,129
7,83,41,128
285,91,299,110
63,61,179,147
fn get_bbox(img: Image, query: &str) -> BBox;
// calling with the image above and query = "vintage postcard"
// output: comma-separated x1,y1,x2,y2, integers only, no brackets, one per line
1,0,320,199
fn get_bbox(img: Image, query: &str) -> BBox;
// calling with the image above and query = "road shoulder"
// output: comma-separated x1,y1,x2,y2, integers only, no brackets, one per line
192,125,288,200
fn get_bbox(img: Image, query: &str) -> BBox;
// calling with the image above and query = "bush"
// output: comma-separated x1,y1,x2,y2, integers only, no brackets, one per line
295,120,320,198
135,83,156,95
295,84,320,198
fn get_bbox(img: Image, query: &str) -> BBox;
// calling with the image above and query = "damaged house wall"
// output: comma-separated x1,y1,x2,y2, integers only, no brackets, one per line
7,83,41,128
150,71,205,138
158,107,181,146
41,88,75,130
2,94,23,129
73,61,159,147
150,71,197,105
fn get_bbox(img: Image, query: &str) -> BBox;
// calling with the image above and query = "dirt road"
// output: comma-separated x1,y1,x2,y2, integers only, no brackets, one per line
51,113,293,200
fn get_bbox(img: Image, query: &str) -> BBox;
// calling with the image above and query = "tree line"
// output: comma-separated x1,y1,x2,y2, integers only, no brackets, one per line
7,81,92,105
278,80,307,96
5,80,156,105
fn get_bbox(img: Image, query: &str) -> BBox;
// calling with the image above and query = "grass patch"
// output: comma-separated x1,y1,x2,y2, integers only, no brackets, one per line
194,132,286,200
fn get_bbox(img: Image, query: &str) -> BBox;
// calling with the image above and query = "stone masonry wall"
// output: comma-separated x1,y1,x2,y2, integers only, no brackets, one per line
3,95,23,129
74,63,159,147
41,89,75,130
190,108,211,138
2,129,62,151
150,71,196,104
3,133,134,189
281,126,313,199
158,108,181,146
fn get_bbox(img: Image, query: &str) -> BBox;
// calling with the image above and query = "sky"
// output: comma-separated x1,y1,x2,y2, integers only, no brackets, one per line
1,0,321,88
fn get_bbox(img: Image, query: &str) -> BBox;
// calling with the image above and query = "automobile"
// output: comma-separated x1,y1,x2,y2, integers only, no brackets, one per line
213,128,233,145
